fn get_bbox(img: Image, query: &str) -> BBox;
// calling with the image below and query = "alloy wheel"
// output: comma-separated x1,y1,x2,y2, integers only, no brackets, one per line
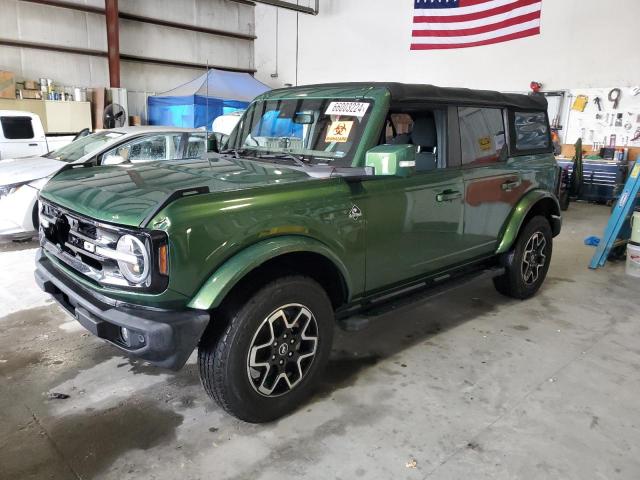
246,304,318,397
521,231,547,285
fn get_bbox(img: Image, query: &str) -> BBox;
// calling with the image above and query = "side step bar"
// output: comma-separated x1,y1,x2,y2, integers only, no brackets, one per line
337,267,504,332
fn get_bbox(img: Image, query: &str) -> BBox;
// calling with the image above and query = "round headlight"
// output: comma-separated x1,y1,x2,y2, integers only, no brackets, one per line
116,234,149,284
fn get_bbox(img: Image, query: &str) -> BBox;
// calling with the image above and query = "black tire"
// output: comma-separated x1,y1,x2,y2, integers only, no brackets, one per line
198,276,334,423
493,215,553,300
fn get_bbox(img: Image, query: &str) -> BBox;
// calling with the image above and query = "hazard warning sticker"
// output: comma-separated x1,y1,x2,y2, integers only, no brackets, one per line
479,136,492,151
325,121,354,143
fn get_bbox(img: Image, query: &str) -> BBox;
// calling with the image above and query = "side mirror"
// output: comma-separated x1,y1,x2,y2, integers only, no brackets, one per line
102,154,126,166
365,144,416,177
208,133,230,152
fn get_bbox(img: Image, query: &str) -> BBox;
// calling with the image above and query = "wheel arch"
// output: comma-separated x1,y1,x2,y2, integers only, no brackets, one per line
187,236,352,312
496,190,562,254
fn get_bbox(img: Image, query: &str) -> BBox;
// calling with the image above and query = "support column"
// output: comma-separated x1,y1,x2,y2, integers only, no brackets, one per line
105,0,120,87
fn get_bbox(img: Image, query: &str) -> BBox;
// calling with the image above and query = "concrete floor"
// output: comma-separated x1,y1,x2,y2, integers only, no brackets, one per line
1,202,639,480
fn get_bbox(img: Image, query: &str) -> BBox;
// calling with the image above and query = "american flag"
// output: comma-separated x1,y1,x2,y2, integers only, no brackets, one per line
411,0,542,50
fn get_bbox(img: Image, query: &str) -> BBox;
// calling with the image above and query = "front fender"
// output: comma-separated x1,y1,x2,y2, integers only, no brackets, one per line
187,235,353,310
496,190,561,254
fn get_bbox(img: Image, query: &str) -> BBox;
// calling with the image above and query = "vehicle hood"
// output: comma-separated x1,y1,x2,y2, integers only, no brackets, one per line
0,156,65,186
39,156,317,227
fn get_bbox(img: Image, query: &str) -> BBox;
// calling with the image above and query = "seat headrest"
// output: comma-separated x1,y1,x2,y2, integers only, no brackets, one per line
411,116,437,147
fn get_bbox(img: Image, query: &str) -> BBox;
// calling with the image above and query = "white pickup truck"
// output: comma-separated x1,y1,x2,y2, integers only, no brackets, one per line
0,110,76,160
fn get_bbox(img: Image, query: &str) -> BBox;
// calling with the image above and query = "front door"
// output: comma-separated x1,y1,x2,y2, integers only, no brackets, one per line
360,169,466,292
356,107,469,293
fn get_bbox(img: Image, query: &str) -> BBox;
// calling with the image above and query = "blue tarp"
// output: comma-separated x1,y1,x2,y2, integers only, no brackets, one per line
147,68,270,129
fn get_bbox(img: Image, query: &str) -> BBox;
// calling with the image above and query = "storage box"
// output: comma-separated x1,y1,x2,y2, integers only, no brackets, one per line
24,80,39,90
0,70,16,99
20,89,42,100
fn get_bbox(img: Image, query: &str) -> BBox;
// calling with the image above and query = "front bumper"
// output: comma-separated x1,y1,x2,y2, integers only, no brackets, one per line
34,249,210,370
0,185,38,239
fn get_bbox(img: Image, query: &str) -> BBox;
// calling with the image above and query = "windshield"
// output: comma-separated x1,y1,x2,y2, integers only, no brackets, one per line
228,98,374,166
45,131,124,163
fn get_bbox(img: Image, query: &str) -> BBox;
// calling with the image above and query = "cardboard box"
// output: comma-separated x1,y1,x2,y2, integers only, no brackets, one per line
0,70,16,99
20,89,42,100
24,80,39,90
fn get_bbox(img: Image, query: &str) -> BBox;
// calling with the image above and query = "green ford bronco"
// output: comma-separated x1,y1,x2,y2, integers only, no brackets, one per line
35,83,561,422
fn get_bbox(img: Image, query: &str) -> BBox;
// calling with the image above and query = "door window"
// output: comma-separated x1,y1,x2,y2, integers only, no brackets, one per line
458,107,506,166
1,116,34,139
184,133,207,159
103,133,184,164
384,109,448,172
512,111,550,152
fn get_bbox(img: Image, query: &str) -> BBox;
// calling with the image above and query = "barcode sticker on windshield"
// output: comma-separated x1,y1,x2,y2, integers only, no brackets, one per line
325,102,370,118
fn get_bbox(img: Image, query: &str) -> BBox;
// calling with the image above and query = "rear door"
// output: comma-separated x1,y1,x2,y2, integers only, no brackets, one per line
457,106,525,256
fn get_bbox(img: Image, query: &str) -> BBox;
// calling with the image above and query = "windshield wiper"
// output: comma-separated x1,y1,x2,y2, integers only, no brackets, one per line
255,153,310,168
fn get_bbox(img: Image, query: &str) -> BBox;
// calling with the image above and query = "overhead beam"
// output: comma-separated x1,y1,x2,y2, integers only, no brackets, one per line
246,0,319,15
0,38,257,73
18,0,256,41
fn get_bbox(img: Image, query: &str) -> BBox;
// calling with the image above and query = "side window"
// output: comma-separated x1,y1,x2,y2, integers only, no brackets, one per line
1,116,35,140
385,114,413,144
512,111,550,152
458,107,506,166
103,134,183,164
384,109,448,172
184,133,206,159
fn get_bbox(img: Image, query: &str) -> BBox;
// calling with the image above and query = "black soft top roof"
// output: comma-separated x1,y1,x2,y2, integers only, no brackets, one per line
280,82,548,111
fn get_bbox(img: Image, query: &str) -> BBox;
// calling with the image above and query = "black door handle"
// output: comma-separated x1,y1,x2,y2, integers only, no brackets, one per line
501,179,522,191
436,190,462,202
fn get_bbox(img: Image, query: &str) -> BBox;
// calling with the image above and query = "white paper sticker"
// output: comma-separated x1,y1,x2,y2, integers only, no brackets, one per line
325,101,370,118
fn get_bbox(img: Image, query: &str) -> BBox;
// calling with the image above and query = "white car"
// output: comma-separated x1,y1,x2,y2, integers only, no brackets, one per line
0,126,206,240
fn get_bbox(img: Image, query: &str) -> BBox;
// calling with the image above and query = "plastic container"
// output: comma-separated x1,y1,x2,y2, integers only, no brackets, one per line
626,243,640,278
632,212,640,244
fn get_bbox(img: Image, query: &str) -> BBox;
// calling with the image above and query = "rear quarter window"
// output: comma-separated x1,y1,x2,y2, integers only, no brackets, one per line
1,116,35,140
511,111,551,154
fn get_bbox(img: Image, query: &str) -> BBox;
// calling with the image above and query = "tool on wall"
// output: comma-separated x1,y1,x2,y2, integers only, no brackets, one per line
572,95,589,112
608,88,622,109
594,96,602,111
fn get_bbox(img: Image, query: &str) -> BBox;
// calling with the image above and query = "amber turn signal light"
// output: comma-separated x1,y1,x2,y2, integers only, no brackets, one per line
158,244,168,275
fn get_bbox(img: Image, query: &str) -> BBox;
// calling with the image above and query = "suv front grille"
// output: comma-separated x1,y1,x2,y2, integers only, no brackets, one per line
39,200,145,289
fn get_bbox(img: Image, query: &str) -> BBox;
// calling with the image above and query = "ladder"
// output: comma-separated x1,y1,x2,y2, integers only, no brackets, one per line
590,159,640,269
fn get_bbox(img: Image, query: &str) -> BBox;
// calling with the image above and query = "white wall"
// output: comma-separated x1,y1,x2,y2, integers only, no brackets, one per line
0,0,254,93
254,0,640,91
